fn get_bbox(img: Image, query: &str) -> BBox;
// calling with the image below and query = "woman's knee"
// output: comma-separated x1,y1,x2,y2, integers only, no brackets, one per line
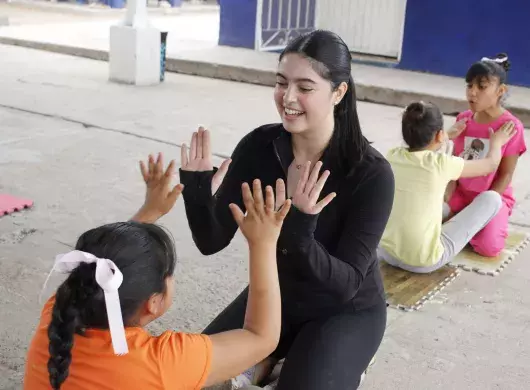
277,305,386,390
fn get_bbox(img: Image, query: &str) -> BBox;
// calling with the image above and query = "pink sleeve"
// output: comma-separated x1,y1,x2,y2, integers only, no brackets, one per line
504,120,527,157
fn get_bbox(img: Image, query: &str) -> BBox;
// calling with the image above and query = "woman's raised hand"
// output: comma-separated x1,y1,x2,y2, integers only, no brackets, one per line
291,161,336,214
181,127,232,195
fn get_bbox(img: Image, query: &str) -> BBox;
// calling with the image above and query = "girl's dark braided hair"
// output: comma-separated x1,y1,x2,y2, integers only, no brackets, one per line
47,221,176,389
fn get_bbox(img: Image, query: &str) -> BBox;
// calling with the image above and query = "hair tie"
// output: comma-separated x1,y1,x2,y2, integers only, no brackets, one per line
481,56,507,64
40,250,129,355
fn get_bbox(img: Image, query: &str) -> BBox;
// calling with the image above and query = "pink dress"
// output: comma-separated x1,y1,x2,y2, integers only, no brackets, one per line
449,110,527,256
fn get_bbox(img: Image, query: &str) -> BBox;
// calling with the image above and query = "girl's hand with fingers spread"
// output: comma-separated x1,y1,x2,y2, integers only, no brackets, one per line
490,121,517,147
292,161,336,215
132,153,183,223
181,126,232,195
229,179,292,246
447,117,469,140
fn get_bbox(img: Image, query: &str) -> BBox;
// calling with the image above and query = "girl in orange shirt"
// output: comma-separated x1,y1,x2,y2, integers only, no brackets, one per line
24,153,330,390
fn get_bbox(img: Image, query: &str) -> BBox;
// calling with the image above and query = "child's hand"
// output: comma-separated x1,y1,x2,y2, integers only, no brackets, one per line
490,121,516,147
132,153,184,223
447,118,468,140
229,179,291,246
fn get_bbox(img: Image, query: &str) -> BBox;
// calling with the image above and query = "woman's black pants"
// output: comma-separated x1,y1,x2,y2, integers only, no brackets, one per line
203,288,387,390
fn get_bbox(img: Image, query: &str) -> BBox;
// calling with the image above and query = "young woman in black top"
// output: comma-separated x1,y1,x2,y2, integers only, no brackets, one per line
179,30,395,389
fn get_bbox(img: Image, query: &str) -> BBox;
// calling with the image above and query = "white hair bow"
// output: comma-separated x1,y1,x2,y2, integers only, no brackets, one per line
481,56,507,64
41,250,129,355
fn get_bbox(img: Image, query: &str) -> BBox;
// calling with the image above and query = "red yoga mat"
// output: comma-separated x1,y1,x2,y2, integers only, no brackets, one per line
0,194,34,216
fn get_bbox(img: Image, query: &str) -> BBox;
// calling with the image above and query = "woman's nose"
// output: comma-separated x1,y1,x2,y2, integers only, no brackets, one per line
283,86,296,104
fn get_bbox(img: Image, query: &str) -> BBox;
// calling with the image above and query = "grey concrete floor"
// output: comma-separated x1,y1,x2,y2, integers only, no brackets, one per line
1,45,529,390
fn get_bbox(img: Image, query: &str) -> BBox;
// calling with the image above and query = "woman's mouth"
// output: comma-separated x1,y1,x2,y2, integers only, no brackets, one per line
284,107,305,118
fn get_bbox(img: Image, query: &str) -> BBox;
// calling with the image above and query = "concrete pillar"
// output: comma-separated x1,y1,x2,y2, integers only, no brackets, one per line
109,0,161,86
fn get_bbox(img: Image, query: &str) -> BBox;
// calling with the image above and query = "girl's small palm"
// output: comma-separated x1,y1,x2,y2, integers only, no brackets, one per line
490,121,516,147
230,180,291,246
138,153,183,220
181,127,232,195
447,118,468,139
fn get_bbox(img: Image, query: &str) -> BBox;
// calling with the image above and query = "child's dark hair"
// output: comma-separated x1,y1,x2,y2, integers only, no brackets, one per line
402,101,444,151
47,221,176,389
466,53,511,85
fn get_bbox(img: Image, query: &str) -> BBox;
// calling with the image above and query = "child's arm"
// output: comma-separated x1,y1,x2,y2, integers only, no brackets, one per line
443,117,468,202
203,180,292,387
490,155,520,194
459,122,516,178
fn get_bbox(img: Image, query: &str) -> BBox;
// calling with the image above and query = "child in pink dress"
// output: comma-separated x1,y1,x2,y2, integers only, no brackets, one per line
449,53,527,257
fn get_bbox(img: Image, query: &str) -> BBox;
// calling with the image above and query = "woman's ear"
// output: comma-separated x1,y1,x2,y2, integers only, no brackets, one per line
333,81,348,106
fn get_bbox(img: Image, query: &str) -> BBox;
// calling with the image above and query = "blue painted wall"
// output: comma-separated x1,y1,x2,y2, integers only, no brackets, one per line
399,0,530,87
218,0,257,49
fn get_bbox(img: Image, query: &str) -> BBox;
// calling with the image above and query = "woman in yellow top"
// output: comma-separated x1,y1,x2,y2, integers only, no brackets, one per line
379,102,516,273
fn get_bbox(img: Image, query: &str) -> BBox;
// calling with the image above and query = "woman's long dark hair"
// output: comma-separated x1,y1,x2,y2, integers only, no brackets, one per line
47,221,176,389
280,30,368,171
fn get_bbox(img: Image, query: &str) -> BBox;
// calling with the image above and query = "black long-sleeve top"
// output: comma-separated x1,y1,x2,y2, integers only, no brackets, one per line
180,124,394,319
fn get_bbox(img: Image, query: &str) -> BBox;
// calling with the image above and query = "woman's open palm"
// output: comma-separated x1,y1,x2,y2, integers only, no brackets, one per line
274,162,336,214
292,161,336,214
181,127,232,195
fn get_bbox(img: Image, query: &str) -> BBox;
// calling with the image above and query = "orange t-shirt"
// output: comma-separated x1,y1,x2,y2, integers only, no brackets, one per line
24,297,212,390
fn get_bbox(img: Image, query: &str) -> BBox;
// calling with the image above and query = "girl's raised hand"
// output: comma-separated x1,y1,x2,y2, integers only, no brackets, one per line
133,153,183,223
229,179,291,246
490,121,516,147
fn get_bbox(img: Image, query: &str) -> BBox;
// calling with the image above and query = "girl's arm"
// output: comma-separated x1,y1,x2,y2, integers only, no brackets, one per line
203,181,291,387
158,181,291,389
490,118,526,194
459,121,516,178
490,155,520,194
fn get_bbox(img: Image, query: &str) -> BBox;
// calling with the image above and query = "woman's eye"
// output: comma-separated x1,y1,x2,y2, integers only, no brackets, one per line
275,81,287,87
299,87,313,92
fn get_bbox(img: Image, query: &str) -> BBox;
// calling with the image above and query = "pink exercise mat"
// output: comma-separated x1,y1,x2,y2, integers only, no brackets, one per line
0,194,34,216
